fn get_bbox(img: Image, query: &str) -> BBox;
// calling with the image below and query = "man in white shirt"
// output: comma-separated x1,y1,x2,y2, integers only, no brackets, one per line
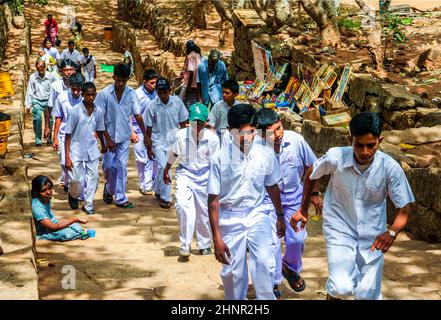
207,79,239,139
291,112,415,300
25,59,55,146
120,44,134,77
80,48,96,83
164,102,219,260
60,40,82,67
49,59,77,188
65,82,109,215
52,73,84,206
143,77,189,209
95,63,148,209
133,69,159,195
207,103,286,300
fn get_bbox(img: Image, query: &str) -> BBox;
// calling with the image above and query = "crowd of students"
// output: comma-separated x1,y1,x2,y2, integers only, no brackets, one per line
26,20,416,300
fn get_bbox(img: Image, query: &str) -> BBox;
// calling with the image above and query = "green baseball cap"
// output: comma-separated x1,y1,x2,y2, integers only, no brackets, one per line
189,102,209,122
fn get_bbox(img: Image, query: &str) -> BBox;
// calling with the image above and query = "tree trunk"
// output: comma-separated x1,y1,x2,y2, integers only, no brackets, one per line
219,17,229,47
321,23,340,48
192,0,208,29
366,21,385,70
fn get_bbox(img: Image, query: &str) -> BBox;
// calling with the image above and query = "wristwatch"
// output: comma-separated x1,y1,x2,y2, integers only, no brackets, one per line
387,230,397,238
311,191,320,196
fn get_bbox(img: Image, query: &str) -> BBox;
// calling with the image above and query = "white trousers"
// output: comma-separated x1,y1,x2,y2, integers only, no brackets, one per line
58,138,69,186
68,158,99,211
219,205,276,300
134,132,157,191
102,140,130,204
84,71,94,83
175,167,212,251
152,145,172,202
326,243,384,300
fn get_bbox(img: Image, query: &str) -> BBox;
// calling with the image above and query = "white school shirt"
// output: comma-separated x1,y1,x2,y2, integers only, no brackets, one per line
133,85,157,134
81,55,96,74
25,71,55,107
51,90,83,141
310,146,415,263
60,48,82,65
95,83,141,144
207,99,239,134
172,127,220,173
143,95,189,149
65,103,105,162
261,131,317,206
48,79,69,109
44,47,60,60
207,139,281,211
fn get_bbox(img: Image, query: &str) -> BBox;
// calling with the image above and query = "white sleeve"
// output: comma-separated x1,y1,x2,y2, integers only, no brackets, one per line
387,163,416,209
207,155,221,195
310,149,338,180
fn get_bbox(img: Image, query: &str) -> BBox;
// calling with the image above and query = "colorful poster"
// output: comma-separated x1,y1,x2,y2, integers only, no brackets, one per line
251,41,266,82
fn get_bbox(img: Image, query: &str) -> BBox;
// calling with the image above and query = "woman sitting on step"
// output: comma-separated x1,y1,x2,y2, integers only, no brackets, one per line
31,175,90,241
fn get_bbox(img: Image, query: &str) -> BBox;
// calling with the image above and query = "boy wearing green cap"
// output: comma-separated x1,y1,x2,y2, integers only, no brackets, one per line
164,102,220,259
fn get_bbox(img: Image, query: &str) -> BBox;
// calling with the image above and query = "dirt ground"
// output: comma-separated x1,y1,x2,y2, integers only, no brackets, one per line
22,0,441,300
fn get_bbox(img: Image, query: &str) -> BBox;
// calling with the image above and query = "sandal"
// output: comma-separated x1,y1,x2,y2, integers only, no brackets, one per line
115,201,134,209
158,198,171,209
282,264,306,292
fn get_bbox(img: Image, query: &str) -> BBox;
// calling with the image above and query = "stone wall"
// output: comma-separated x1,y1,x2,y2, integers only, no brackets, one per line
0,17,39,299
111,20,184,84
0,4,12,64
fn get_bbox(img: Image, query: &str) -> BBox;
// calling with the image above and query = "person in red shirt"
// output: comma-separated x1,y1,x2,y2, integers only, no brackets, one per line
44,14,58,46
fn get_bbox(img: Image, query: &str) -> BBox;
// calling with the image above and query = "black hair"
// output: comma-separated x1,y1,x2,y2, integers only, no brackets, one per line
60,58,78,69
31,175,53,199
82,82,96,93
143,69,159,81
69,72,84,87
255,108,280,130
114,62,131,78
186,44,201,56
75,21,82,33
222,80,239,94
68,40,75,46
349,112,383,138
82,47,89,53
120,44,126,49
227,103,256,130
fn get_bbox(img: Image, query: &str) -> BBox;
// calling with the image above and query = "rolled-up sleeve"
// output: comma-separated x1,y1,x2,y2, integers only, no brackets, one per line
131,93,141,116
310,149,337,180
387,164,416,209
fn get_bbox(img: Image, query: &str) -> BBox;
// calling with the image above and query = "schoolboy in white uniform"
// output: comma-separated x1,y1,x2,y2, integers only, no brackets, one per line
255,108,322,299
133,69,159,195
80,48,96,83
164,103,219,259
52,73,84,209
50,59,77,188
95,63,148,209
143,77,188,209
291,112,415,300
65,82,109,214
207,79,239,139
207,103,286,300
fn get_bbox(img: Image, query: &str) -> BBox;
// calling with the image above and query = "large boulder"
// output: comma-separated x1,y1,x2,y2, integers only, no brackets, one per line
349,74,381,108
383,125,441,145
416,46,441,71
300,120,349,156
417,108,441,127
380,84,424,111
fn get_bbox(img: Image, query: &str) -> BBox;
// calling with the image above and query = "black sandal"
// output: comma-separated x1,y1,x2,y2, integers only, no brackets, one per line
282,265,306,292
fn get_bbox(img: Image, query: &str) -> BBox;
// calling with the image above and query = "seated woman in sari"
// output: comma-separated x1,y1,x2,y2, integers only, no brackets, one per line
31,175,90,241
